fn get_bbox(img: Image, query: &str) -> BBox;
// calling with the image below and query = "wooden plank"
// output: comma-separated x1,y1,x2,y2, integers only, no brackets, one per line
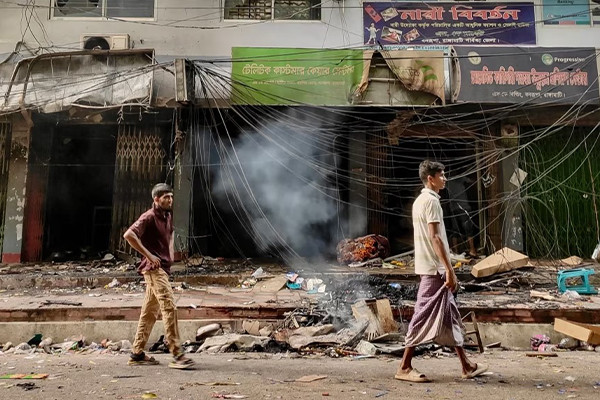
352,300,383,340
375,299,397,333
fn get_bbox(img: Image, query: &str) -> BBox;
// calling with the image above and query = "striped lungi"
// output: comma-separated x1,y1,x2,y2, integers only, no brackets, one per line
404,274,465,347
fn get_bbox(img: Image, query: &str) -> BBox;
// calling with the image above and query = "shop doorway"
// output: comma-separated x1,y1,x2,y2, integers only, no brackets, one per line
384,137,480,255
43,125,117,259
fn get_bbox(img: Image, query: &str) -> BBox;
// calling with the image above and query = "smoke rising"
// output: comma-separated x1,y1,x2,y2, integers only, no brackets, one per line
213,111,342,260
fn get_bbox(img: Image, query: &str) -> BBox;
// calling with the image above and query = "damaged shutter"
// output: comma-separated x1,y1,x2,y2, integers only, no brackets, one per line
110,125,167,255
366,131,389,237
0,123,11,252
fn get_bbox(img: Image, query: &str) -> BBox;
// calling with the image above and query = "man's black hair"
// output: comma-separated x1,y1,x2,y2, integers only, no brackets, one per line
419,160,445,185
152,183,173,199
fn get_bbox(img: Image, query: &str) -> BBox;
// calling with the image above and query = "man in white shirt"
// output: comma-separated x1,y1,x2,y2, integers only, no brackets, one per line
394,160,487,382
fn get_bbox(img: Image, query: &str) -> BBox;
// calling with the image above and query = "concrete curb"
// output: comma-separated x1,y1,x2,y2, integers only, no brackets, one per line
0,321,590,350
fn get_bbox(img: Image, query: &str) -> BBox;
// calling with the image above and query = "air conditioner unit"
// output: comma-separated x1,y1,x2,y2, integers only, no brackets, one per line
81,34,130,50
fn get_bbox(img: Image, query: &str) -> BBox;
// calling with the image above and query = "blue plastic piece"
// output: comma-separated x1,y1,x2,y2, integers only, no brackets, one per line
557,268,598,295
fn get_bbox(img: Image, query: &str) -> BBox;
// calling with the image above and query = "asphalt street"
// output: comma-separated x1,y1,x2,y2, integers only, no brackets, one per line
0,349,598,399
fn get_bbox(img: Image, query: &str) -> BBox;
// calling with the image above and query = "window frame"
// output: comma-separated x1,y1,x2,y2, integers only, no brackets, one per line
50,0,157,21
223,0,322,22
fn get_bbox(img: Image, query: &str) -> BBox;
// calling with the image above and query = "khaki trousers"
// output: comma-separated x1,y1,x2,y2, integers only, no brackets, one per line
132,268,181,356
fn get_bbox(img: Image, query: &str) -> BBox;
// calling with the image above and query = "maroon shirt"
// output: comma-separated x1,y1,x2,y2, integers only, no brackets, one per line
128,205,173,275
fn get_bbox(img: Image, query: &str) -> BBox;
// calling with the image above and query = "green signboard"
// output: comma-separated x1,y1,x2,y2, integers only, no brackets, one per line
231,47,365,106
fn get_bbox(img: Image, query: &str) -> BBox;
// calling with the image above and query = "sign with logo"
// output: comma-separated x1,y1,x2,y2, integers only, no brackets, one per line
454,47,599,104
363,2,536,46
542,0,591,25
231,48,364,106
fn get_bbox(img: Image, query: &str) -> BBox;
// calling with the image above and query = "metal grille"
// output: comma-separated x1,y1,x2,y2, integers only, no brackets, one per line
0,123,11,253
224,0,320,20
110,125,167,254
366,131,389,236
225,0,272,20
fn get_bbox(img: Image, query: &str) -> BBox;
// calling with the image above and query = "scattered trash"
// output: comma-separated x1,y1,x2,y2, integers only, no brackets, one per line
295,375,327,383
141,392,158,399
558,337,580,350
14,343,31,352
561,290,582,301
107,278,121,288
15,382,39,391
251,267,270,280
0,374,49,379
26,334,43,347
196,323,222,341
102,253,116,262
355,340,378,356
149,335,169,353
537,344,558,352
530,334,551,351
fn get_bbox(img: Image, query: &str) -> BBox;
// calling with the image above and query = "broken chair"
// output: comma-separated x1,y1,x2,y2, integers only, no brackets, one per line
461,311,484,353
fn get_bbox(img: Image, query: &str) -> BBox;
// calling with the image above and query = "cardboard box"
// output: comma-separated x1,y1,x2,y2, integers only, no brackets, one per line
471,247,529,278
554,318,600,345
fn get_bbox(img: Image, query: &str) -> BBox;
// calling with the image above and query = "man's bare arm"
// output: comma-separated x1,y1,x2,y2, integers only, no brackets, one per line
123,229,160,268
428,222,457,290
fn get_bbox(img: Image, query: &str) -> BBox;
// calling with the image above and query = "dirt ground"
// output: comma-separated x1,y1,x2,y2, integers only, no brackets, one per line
0,350,598,399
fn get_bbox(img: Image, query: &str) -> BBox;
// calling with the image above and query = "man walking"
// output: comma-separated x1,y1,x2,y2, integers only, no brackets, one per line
124,183,195,369
395,161,486,382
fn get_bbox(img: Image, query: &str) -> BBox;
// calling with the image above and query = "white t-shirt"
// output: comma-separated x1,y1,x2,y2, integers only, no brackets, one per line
412,188,451,275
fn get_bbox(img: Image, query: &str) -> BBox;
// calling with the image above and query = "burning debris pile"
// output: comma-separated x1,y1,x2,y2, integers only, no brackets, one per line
336,234,390,267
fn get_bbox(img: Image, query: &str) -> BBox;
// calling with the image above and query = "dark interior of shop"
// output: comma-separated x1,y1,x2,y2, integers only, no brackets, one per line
44,126,116,260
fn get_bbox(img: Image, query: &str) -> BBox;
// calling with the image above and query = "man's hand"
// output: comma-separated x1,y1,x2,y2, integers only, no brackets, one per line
123,229,161,271
146,253,161,270
445,270,458,292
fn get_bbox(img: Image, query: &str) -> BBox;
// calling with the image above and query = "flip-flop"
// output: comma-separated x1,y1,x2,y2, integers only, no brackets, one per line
462,363,488,379
394,369,432,383
127,353,160,366
168,356,195,370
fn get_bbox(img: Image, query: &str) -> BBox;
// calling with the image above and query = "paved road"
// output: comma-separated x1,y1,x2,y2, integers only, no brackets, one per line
0,350,597,399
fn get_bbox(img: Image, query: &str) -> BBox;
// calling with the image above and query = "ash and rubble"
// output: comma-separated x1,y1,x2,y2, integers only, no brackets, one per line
2,236,600,361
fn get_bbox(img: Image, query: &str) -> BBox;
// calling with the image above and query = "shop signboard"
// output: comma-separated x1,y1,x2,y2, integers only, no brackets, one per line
454,47,599,104
363,2,536,46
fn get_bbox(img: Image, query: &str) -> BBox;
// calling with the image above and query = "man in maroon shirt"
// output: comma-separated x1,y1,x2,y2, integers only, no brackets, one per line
124,183,194,369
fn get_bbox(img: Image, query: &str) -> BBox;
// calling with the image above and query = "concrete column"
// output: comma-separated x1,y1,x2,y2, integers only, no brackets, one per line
173,128,192,261
348,131,368,238
1,114,31,263
501,148,524,252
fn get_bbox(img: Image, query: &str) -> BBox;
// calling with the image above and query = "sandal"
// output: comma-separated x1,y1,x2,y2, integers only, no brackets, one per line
462,363,488,379
394,368,432,383
128,352,160,366
169,355,195,370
